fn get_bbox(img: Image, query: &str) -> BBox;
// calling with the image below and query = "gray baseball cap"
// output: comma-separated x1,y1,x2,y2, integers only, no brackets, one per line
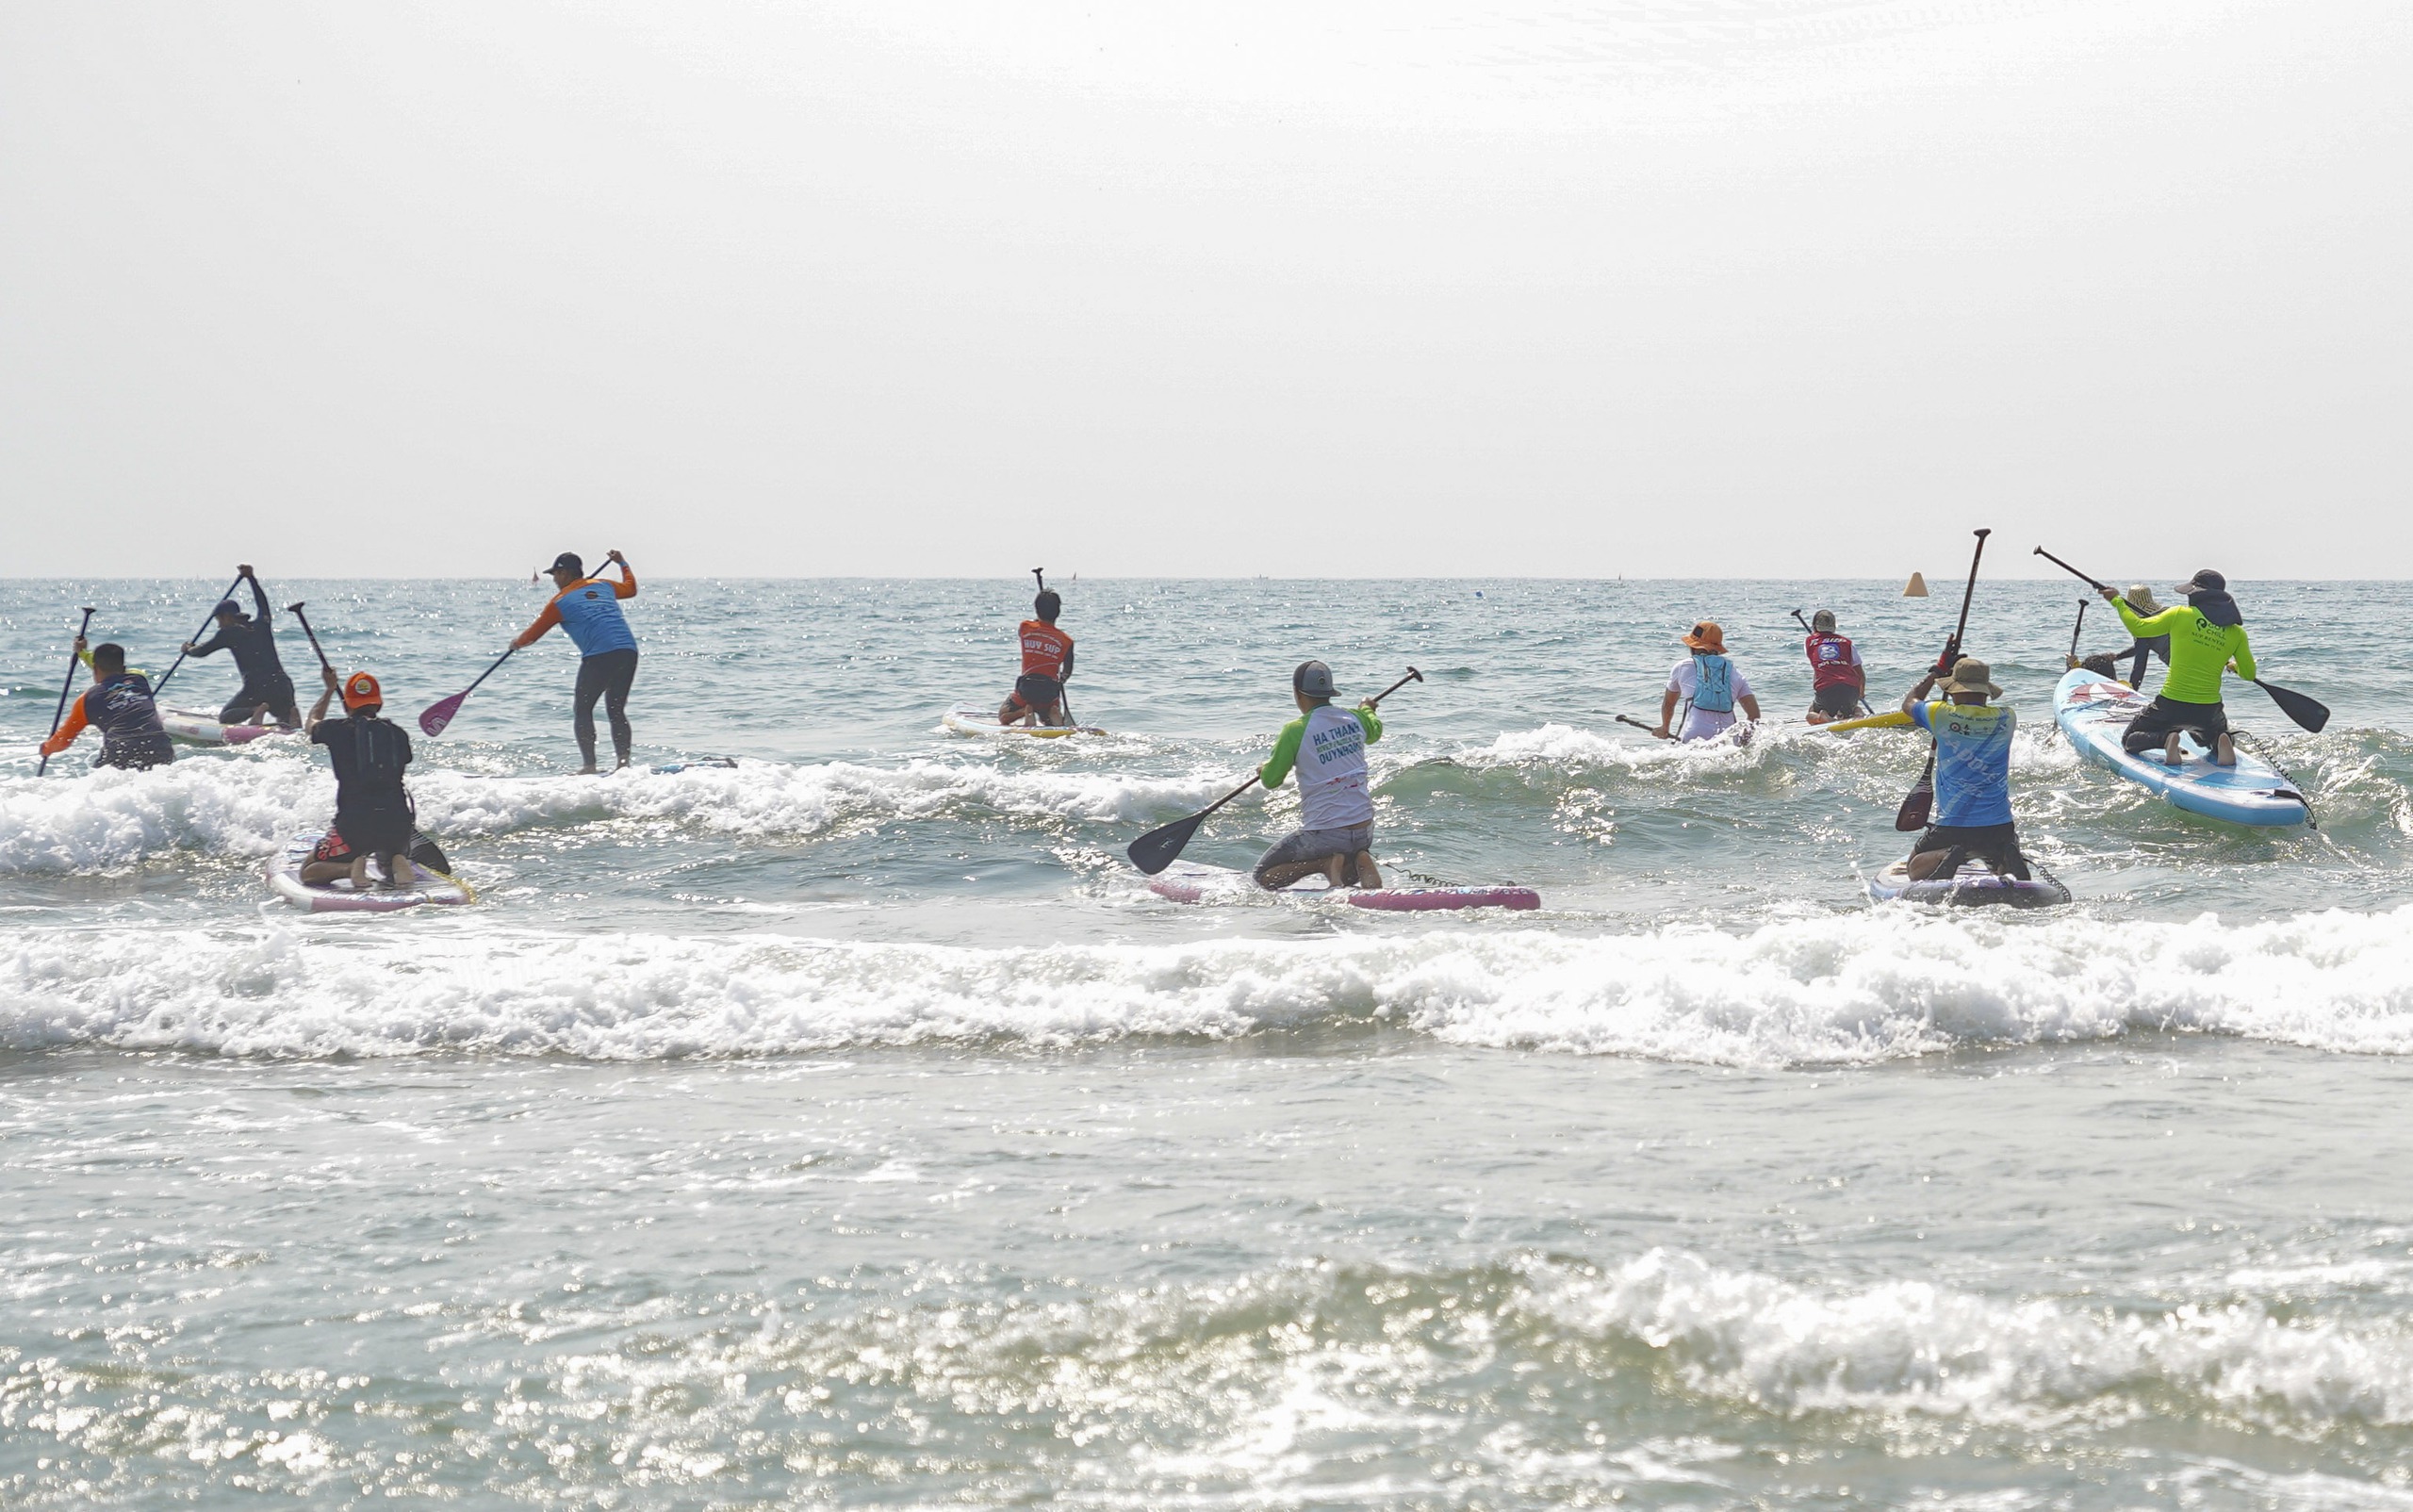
1292,660,1336,698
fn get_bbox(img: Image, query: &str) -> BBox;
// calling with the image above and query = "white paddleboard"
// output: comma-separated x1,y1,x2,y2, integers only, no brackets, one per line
265,830,476,913
160,707,300,748
1147,860,1539,912
2053,668,2308,829
942,708,1106,739
1864,858,2070,909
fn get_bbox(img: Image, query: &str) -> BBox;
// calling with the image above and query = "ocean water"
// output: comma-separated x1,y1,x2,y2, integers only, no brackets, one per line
5,574,2412,1509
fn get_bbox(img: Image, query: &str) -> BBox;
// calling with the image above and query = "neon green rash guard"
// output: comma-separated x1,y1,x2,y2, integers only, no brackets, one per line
2114,600,2256,704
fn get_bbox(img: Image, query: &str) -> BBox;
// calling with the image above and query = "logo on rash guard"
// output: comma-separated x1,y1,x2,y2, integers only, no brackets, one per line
1309,722,1362,767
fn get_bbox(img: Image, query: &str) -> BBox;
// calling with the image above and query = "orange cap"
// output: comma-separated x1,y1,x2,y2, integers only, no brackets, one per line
341,671,383,711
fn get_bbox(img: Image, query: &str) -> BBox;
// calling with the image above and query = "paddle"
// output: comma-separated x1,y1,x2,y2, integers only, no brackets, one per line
1125,666,1424,875
419,646,516,737
287,601,337,680
148,571,248,699
1030,567,1081,729
2067,598,2088,661
35,607,98,777
2032,547,2330,733
1896,528,1989,830
1616,714,1671,740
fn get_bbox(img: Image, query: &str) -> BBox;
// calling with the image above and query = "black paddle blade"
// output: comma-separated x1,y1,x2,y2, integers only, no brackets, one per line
409,832,451,876
1127,814,1206,876
2257,680,2330,733
1894,783,1933,832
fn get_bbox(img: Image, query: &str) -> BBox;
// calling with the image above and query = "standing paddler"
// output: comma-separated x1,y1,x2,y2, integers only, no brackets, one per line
2101,569,2254,767
517,550,639,773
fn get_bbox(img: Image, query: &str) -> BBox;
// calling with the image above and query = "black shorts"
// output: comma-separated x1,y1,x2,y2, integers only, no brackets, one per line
1912,821,2027,879
96,736,174,771
2122,695,2227,753
335,805,415,858
1811,683,1862,717
1005,674,1064,715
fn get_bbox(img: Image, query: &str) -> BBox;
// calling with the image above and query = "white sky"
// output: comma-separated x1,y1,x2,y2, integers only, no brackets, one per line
2,1,2406,578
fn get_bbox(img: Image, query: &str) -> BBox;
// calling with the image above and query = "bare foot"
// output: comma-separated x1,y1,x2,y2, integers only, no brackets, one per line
1323,854,1351,887
2214,732,2236,767
2164,733,2183,766
1351,851,1383,889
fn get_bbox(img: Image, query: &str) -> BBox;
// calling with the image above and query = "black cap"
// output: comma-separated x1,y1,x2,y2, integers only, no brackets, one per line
1292,660,1336,698
2179,568,2226,594
549,552,583,577
214,600,242,617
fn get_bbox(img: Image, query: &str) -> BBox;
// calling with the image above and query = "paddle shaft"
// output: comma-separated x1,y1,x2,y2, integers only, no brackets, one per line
1182,668,1421,818
286,602,337,677
150,572,249,698
2068,599,2088,659
1945,529,1991,656
454,645,517,701
2031,547,2113,594
35,607,97,777
1366,666,1424,707
1616,714,1671,740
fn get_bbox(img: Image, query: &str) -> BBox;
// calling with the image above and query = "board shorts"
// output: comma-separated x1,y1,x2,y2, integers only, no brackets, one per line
2122,694,2227,753
1811,683,1862,718
1254,823,1373,886
1004,674,1065,720
223,674,300,728
1912,821,2029,880
332,804,415,860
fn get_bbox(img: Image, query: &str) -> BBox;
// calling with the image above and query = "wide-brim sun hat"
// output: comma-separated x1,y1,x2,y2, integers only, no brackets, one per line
1680,621,1726,653
2123,584,2163,615
1938,657,2003,698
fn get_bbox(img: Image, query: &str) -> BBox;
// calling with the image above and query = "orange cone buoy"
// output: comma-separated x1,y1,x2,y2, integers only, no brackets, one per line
1904,572,1929,598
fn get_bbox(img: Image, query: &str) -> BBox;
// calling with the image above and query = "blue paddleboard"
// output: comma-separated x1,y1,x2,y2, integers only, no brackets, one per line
2053,668,2308,829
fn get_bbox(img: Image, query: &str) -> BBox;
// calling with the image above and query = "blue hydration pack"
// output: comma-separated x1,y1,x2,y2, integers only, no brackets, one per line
1690,653,1735,714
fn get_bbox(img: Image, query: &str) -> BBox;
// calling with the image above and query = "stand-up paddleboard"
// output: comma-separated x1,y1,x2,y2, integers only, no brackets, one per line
160,708,299,748
1811,710,1912,733
1146,860,1539,912
1865,858,2070,909
2054,668,2309,829
650,756,739,774
265,830,476,913
941,708,1106,739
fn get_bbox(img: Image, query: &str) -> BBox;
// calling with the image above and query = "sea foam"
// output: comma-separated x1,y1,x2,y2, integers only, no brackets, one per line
7,904,2413,1062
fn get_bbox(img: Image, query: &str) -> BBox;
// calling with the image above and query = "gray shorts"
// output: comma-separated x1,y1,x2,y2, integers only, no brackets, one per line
1254,823,1372,883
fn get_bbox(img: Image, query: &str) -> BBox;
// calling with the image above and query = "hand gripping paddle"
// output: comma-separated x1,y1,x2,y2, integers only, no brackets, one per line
1126,666,1423,876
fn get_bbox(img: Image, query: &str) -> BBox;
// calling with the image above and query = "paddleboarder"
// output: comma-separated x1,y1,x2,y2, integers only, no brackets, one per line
1898,654,2030,881
302,666,419,891
1800,610,1867,724
1655,622,1761,742
2101,569,2254,767
2068,584,2171,690
37,640,175,771
996,581,1075,729
517,551,639,773
180,567,300,727
1253,661,1384,891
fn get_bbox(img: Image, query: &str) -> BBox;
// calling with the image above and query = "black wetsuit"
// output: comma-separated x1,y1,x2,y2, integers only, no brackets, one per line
189,578,299,725
66,672,175,770
312,715,416,856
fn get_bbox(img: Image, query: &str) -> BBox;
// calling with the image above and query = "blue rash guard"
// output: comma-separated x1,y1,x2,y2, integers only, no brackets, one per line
517,571,639,657
1911,699,2016,827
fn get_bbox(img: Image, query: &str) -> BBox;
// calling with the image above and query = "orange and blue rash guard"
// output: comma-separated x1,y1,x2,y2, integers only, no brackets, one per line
41,671,170,758
517,568,638,656
1019,620,1074,679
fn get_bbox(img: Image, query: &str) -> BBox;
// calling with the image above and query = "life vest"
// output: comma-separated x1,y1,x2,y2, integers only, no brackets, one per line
1293,703,1373,830
82,672,169,755
1019,620,1072,678
1689,653,1735,714
1805,633,1858,691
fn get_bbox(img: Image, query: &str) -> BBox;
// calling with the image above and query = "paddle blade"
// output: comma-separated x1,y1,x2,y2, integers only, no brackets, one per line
418,690,468,736
1895,758,1935,831
409,832,451,876
1127,813,1207,876
2257,680,2330,733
